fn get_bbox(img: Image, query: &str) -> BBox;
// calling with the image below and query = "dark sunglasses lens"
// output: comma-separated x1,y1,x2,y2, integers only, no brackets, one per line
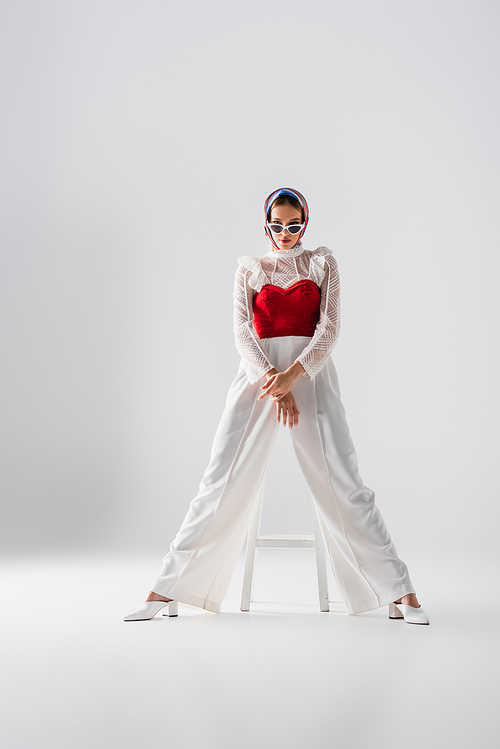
287,224,302,234
269,224,283,233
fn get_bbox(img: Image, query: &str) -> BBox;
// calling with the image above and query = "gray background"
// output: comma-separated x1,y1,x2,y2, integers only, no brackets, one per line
1,0,499,574
2,4,499,749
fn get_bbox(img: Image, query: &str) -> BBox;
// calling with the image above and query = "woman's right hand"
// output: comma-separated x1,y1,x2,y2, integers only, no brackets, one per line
273,391,300,428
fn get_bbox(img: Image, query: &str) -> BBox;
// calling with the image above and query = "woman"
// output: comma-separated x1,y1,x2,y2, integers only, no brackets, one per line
124,187,429,625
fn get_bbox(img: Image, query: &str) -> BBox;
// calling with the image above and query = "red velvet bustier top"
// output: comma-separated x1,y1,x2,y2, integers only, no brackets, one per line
252,279,321,339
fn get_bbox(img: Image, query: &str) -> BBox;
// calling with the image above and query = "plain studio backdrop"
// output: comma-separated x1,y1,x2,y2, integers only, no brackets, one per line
1,2,499,747
2,0,500,570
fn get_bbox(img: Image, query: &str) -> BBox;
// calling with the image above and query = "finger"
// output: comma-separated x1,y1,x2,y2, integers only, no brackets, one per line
268,391,281,400
263,374,277,387
276,401,282,423
269,391,283,402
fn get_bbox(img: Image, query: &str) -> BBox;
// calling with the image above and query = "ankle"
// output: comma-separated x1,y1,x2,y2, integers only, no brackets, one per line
145,592,172,603
395,594,420,607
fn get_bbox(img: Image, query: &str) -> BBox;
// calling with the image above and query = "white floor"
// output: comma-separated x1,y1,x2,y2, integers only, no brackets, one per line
2,549,498,749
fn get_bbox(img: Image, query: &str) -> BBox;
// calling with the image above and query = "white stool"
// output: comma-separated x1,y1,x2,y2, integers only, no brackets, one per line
240,474,331,612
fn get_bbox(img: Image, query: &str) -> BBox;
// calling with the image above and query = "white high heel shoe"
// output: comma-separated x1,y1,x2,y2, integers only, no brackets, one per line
388,601,430,625
123,599,178,621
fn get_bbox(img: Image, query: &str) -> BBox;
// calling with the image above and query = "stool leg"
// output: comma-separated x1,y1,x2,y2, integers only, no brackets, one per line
240,475,265,611
311,498,330,612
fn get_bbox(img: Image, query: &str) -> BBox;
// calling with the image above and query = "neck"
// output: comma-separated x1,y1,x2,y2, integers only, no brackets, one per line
266,240,304,257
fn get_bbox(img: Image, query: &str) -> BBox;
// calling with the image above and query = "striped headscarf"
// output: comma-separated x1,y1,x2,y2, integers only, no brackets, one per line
264,187,310,251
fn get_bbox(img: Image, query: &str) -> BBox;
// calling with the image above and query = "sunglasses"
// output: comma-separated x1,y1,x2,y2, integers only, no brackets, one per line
267,222,304,236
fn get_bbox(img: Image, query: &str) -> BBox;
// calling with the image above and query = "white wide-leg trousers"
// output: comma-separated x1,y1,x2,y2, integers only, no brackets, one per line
150,336,416,615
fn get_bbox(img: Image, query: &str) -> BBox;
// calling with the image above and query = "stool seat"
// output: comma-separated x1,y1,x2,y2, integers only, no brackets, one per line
256,534,316,547
240,474,331,612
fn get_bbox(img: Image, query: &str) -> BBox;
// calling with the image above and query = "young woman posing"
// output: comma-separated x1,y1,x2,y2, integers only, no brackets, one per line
124,187,429,626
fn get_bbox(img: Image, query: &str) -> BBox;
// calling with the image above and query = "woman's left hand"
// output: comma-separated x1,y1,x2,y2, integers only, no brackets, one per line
258,362,305,401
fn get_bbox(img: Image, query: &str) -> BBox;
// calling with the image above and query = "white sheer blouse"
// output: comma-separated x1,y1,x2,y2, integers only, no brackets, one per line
233,240,341,384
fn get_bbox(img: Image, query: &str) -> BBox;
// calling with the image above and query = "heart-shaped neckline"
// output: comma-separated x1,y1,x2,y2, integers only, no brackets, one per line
259,279,319,296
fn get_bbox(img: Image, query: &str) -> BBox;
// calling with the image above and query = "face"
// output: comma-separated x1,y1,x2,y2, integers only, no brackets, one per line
268,203,303,249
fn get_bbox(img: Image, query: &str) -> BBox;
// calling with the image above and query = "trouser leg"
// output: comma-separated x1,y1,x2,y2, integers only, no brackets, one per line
149,359,280,613
150,335,415,616
287,347,416,614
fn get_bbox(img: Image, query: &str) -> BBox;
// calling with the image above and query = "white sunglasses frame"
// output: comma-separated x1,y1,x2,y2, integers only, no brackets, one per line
267,221,305,236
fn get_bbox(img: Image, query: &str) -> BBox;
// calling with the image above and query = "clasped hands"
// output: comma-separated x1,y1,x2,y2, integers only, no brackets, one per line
257,361,305,429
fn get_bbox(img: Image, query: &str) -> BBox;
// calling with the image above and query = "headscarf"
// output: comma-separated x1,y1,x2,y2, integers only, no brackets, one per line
264,187,310,251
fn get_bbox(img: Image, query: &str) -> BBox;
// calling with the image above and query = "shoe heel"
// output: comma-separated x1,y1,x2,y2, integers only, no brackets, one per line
162,600,178,617
389,602,404,619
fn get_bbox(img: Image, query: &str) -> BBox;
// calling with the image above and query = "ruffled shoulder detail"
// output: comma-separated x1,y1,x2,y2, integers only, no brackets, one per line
236,255,270,292
308,246,334,286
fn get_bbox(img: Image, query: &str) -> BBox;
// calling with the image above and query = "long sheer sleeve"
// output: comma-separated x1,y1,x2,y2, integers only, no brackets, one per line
233,264,276,384
295,252,341,379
